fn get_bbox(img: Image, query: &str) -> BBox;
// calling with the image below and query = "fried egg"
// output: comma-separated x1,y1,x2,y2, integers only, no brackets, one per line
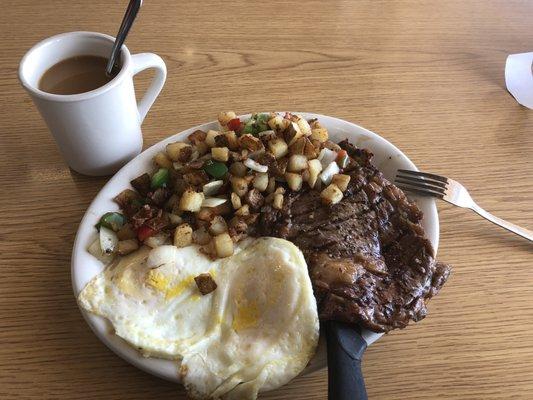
78,237,319,399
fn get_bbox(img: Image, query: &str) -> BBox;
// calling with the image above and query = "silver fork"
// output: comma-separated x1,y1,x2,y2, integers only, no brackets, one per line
395,169,533,242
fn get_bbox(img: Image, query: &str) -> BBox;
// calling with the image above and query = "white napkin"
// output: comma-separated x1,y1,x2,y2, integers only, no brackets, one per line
505,52,533,109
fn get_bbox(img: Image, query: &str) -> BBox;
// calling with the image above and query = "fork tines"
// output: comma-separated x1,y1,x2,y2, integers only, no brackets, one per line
395,169,448,198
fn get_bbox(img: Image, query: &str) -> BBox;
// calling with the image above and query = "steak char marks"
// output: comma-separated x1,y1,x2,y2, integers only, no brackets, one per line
258,140,450,332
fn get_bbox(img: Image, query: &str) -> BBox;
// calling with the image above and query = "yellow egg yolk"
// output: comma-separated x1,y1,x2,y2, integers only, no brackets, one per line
232,300,259,331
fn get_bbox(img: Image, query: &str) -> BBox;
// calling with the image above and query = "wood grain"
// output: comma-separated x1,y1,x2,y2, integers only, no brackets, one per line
1,0,532,399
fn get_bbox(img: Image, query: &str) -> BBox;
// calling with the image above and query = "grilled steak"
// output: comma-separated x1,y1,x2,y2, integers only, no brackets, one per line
258,140,451,332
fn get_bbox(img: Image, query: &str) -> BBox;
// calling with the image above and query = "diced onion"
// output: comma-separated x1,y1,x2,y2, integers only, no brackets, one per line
244,158,268,173
202,197,228,208
319,161,340,185
203,180,224,196
318,148,337,169
99,226,118,254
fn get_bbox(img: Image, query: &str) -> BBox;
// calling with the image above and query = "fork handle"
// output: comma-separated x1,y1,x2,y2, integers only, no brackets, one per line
471,203,533,242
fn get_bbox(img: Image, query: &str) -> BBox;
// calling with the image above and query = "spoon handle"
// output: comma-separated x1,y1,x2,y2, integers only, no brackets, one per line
326,321,368,400
106,0,143,75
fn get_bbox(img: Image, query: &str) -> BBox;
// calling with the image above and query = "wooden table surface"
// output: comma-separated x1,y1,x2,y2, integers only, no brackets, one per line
1,0,532,399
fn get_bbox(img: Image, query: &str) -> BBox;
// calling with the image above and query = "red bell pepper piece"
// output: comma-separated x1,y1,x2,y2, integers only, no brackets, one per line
137,225,155,242
227,118,242,132
336,149,349,169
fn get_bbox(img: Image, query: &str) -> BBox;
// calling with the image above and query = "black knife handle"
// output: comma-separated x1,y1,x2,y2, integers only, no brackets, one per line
326,321,368,400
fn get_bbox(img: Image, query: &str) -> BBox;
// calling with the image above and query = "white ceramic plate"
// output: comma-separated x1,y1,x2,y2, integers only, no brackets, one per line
71,113,439,382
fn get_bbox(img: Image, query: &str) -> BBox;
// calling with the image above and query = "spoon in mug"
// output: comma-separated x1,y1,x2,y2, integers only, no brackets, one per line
106,0,143,76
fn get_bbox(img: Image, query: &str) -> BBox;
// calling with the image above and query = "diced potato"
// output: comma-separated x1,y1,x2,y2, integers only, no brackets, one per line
288,154,308,172
284,121,304,145
224,130,239,150
243,173,254,184
235,204,250,216
275,157,288,177
275,186,286,194
310,128,329,143
229,161,247,177
230,176,249,197
244,188,264,210
200,240,217,259
193,226,212,245
320,184,343,205
214,134,229,148
310,139,323,151
154,151,173,169
206,130,221,148
292,115,312,136
268,115,289,132
208,215,228,235
258,130,276,141
307,159,323,188
195,141,210,155
114,189,140,208
285,172,303,191
230,192,242,209
190,149,200,161
302,169,310,182
166,142,192,162
218,111,237,126
117,239,139,256
211,201,232,216
303,138,319,159
179,190,205,212
188,130,207,145
167,194,182,210
184,170,209,186
168,213,183,226
88,238,115,264
266,177,276,193
332,174,351,192
264,192,274,204
211,147,229,162
309,119,323,130
324,140,342,152
214,232,234,258
194,273,218,295
273,193,284,210
197,207,215,222
166,194,181,211
174,223,193,247
253,173,269,191
268,137,289,159
288,137,305,155
145,232,170,248
116,224,136,240
239,134,264,152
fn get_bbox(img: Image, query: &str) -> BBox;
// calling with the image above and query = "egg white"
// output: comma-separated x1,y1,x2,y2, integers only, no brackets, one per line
78,237,319,399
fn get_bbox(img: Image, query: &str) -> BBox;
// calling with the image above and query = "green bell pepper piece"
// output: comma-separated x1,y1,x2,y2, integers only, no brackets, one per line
243,113,270,136
151,168,170,189
96,212,126,232
203,159,228,178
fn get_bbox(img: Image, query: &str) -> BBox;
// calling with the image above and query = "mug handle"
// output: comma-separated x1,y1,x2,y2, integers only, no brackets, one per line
131,53,167,123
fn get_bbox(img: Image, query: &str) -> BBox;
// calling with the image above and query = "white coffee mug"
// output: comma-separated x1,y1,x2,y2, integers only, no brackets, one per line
19,31,166,176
